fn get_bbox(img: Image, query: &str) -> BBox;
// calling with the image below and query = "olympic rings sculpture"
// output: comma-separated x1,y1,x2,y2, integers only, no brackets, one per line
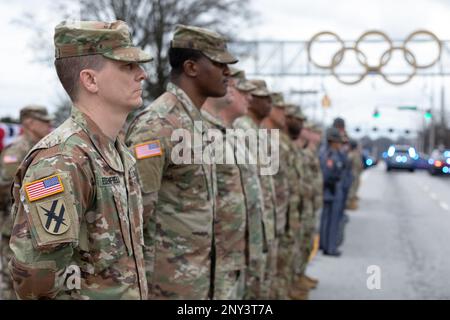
307,30,442,85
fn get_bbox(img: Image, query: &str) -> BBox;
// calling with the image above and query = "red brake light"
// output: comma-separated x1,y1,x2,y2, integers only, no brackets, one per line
435,160,443,167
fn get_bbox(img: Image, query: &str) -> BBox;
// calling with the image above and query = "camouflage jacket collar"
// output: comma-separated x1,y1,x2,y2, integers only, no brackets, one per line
237,115,259,130
167,82,206,133
71,107,133,173
201,110,227,132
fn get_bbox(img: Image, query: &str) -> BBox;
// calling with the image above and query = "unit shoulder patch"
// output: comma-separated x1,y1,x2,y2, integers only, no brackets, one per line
36,198,70,235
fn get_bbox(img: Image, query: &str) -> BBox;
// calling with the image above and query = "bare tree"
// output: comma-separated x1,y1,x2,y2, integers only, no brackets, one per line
52,95,73,127
18,0,253,101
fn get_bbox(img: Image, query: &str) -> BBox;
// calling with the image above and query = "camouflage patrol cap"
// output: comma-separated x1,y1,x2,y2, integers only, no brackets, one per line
54,20,153,63
311,124,323,134
171,24,238,64
229,67,256,92
249,79,271,97
20,105,53,123
305,122,323,134
270,92,285,108
285,103,306,120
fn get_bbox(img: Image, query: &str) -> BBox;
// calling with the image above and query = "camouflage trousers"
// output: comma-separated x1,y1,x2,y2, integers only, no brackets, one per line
1,234,14,300
347,174,361,202
244,257,264,299
215,269,245,300
294,202,315,277
260,239,278,300
271,233,295,299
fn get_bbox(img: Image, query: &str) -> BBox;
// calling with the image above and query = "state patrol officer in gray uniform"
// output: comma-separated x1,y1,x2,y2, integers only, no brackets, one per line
319,127,345,256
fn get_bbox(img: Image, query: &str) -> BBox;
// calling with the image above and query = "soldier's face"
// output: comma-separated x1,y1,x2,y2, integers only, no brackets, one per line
269,106,286,129
249,96,272,119
196,57,230,98
286,116,303,139
228,83,249,117
25,118,53,139
96,60,148,111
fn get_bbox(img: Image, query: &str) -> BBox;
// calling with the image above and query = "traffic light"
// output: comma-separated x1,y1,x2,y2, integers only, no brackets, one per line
424,109,432,119
373,109,380,118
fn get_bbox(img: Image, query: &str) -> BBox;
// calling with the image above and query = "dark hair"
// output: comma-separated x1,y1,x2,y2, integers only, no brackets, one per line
168,47,204,76
332,117,345,129
54,55,106,102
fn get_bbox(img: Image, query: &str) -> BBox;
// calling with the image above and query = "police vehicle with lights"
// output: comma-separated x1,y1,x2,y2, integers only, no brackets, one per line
385,145,418,172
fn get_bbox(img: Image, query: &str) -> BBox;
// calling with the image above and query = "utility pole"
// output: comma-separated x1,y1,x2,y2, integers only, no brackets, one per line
440,60,446,144
429,89,435,154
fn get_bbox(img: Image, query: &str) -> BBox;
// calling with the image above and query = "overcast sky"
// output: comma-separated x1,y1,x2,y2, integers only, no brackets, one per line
0,0,449,136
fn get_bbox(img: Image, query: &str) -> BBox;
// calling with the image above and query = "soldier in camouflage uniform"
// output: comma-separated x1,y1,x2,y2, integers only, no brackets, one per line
226,69,266,300
304,123,324,262
295,121,324,294
234,80,277,300
286,104,311,300
260,93,293,299
0,106,53,300
307,124,324,221
125,25,237,300
201,72,252,299
8,20,152,300
346,139,363,210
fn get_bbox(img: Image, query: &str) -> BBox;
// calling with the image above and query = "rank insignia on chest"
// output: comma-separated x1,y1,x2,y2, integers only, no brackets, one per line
37,198,70,235
24,174,64,202
135,140,162,159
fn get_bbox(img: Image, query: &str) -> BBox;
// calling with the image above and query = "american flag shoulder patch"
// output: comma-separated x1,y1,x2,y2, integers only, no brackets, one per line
24,174,65,202
135,140,163,160
3,155,18,164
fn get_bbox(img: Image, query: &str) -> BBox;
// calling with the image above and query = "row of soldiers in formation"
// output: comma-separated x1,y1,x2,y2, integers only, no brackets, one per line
0,19,362,300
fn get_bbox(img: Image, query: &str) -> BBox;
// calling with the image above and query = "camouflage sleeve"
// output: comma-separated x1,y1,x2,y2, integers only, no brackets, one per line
9,147,93,300
125,116,173,282
125,116,173,226
313,174,324,212
295,156,313,199
0,148,21,210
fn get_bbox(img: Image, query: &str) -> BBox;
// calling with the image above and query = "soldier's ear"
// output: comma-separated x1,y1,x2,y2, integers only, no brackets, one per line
183,59,198,78
79,69,99,94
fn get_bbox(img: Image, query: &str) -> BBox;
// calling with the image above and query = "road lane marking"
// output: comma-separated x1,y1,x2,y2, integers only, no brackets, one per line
440,202,450,211
430,193,438,200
